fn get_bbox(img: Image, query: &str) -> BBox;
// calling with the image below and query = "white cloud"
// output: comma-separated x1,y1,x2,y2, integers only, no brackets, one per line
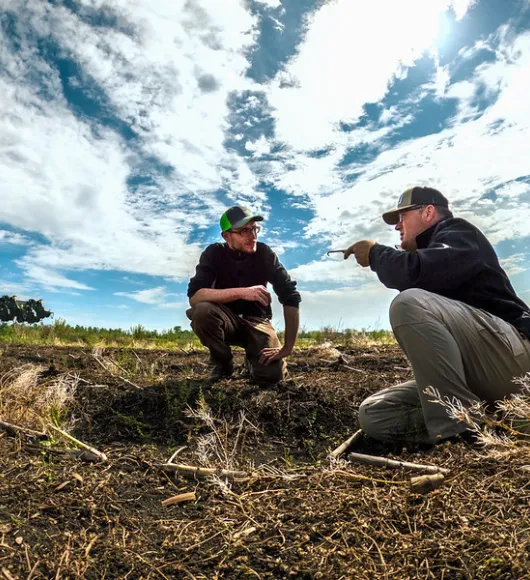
0,231,30,245
115,286,168,305
264,26,530,253
264,239,300,256
115,286,187,309
245,135,272,157
267,0,477,150
500,254,529,277
18,264,94,291
0,280,33,298
161,301,188,310
289,258,373,284
0,0,262,289
293,285,396,331
451,0,479,20
254,0,282,9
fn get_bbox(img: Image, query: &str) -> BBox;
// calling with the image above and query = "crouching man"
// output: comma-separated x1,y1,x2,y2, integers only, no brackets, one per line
187,206,301,385
344,186,530,445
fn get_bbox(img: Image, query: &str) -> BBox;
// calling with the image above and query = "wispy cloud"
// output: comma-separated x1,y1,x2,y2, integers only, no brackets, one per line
115,286,186,309
0,280,33,298
500,254,529,277
267,0,477,150
0,0,262,291
115,286,168,305
0,231,30,245
1,0,528,331
254,0,283,9
16,264,94,291
264,23,530,258
286,285,396,331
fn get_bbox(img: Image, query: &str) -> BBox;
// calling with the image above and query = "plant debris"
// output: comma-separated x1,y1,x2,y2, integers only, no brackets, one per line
1,343,529,579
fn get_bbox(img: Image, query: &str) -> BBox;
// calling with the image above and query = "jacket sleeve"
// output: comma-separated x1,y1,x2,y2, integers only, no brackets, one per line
266,248,301,308
187,246,217,298
369,225,483,292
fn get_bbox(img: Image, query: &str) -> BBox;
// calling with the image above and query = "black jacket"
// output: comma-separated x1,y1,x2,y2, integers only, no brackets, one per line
187,242,301,319
369,217,530,339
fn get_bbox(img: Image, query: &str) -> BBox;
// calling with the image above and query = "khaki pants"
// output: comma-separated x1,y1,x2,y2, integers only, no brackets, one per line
359,289,530,444
187,302,286,384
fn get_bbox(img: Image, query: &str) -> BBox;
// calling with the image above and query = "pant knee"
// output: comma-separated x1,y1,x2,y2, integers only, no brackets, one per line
358,396,385,441
189,302,218,325
358,390,428,444
389,288,433,329
249,358,286,385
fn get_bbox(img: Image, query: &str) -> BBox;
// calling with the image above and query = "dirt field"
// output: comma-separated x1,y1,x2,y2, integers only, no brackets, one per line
1,343,529,579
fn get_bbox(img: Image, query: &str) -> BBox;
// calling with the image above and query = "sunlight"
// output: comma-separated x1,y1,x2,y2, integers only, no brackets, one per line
270,0,477,149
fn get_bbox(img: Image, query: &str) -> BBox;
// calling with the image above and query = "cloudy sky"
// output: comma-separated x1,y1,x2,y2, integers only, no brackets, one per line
1,0,529,332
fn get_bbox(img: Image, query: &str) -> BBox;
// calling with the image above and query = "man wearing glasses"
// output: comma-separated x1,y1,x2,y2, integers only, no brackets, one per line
344,186,530,446
187,205,301,385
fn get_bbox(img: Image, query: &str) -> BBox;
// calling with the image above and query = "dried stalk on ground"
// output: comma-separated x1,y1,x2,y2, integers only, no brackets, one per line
329,429,363,458
158,463,247,481
48,425,107,462
0,418,47,439
347,451,449,474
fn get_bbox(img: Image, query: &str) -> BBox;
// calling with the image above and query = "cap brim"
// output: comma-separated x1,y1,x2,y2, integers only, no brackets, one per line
382,204,417,225
231,215,263,229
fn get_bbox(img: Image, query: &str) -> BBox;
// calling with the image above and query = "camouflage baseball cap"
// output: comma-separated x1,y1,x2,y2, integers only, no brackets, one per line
220,206,263,232
382,187,449,225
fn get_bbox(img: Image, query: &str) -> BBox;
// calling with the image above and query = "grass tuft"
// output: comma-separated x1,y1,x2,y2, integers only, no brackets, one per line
0,364,77,431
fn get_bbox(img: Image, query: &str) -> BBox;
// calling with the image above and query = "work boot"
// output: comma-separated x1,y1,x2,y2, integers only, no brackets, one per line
206,360,234,385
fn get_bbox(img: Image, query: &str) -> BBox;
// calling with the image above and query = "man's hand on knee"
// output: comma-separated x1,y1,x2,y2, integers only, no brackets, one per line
259,345,291,365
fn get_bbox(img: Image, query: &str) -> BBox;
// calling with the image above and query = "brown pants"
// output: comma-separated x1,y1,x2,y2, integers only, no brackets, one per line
359,289,530,444
187,302,286,384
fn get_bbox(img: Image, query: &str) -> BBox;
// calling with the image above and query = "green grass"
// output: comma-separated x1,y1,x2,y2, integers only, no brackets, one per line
0,319,202,349
0,319,395,348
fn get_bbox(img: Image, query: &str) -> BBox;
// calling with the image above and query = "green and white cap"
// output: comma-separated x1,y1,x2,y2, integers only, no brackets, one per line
382,187,449,225
220,206,264,232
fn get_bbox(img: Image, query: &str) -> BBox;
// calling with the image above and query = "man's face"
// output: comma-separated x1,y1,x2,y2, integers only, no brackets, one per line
223,219,259,253
395,206,427,251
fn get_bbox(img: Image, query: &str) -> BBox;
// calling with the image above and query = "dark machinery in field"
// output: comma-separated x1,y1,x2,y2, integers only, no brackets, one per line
0,295,53,324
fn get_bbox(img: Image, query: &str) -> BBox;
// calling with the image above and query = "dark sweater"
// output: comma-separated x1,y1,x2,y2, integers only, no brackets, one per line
187,242,301,319
369,217,530,339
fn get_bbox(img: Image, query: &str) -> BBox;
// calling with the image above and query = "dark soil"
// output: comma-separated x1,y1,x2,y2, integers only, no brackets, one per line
1,344,529,579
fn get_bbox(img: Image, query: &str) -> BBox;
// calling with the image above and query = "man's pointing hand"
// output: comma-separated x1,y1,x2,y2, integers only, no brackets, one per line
343,240,377,267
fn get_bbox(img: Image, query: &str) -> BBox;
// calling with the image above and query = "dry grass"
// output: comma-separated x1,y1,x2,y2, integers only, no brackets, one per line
0,364,78,432
185,399,260,472
2,345,530,578
427,372,530,459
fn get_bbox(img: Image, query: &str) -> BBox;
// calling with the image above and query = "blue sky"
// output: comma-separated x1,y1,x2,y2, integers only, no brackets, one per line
1,0,529,332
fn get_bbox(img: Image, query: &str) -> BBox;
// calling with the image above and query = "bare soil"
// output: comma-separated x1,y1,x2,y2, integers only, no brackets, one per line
1,344,529,579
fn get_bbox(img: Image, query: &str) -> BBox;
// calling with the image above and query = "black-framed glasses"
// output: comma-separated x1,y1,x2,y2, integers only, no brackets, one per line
397,205,425,223
229,225,261,237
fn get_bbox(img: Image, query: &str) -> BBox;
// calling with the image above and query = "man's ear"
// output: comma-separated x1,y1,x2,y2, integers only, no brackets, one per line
425,205,438,223
221,231,228,242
